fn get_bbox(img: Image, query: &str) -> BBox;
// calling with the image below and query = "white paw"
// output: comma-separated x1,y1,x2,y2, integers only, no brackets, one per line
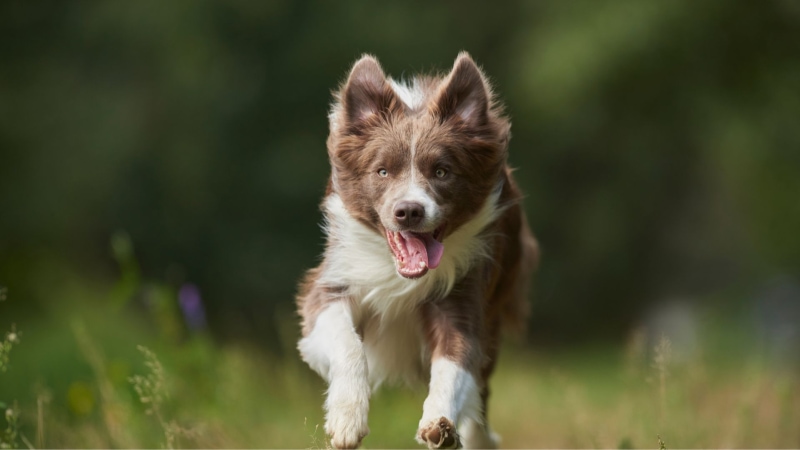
325,406,369,449
416,416,460,449
325,381,370,449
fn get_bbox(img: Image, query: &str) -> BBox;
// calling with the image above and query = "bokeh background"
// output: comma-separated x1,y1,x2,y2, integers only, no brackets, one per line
1,1,798,448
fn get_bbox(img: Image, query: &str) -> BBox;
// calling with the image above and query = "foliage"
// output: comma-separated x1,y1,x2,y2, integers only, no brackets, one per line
0,402,20,450
0,1,798,344
129,346,179,449
0,326,19,374
1,322,22,449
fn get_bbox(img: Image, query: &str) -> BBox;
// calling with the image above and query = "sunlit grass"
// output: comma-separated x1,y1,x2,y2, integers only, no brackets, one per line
0,296,798,448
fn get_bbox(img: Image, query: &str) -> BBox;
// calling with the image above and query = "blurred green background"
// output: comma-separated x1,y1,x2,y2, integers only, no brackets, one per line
1,1,799,448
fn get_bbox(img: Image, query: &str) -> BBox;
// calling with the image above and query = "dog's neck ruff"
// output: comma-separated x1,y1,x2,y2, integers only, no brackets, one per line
318,184,504,319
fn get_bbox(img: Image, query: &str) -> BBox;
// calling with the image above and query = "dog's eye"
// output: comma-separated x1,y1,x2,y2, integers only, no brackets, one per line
435,168,448,178
377,168,388,177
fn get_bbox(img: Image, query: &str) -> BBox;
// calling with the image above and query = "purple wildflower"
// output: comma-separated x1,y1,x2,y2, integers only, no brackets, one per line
178,283,207,331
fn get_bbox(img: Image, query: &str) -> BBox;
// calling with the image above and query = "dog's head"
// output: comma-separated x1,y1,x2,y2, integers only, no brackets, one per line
327,53,510,279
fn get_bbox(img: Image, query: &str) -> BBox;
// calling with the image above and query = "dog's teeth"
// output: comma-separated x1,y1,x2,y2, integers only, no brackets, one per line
419,261,426,268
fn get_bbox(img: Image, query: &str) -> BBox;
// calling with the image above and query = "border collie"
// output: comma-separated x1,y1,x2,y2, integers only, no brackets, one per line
297,52,538,449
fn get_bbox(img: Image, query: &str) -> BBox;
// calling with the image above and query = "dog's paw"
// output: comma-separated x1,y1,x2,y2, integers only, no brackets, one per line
325,407,369,449
416,416,460,449
325,386,370,449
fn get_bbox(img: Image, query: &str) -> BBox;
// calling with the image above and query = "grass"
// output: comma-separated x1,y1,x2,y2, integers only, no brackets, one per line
0,283,798,448
1,320,22,449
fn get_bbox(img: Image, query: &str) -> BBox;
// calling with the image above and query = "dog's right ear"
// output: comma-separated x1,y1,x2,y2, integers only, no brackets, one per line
334,55,401,134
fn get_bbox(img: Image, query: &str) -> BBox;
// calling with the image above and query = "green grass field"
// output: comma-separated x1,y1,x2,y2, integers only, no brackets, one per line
1,292,798,449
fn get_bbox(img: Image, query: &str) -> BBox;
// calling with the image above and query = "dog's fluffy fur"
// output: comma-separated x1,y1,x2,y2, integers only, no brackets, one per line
297,52,538,449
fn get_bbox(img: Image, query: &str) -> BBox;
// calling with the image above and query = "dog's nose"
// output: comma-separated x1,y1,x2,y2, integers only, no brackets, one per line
394,201,425,227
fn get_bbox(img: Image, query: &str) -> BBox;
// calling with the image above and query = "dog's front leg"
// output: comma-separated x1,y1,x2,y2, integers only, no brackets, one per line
416,298,483,449
298,300,370,449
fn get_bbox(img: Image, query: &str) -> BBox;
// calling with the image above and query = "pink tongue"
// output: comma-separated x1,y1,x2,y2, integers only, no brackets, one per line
401,232,445,269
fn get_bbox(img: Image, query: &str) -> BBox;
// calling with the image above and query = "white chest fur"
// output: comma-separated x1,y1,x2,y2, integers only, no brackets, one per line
316,190,502,385
319,191,502,315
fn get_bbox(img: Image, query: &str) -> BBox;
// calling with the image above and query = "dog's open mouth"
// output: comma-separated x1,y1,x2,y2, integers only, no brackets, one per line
386,226,445,278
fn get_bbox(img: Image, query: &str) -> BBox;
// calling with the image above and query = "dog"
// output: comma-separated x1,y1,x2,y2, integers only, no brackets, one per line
296,52,538,449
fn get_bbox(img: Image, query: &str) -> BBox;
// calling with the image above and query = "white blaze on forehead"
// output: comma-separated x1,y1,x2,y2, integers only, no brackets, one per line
389,125,441,229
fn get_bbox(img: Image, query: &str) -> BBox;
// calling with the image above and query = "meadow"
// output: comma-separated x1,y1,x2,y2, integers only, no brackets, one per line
2,2,799,448
1,280,797,449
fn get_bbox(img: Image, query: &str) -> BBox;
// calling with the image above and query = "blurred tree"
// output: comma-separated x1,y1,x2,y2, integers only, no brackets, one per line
0,0,798,346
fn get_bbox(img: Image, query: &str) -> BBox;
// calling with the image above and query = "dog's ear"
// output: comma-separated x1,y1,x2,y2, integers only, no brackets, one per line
433,52,490,128
338,55,401,133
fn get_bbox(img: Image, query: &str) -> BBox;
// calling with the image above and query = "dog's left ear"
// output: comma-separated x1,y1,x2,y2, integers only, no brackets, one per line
434,52,490,127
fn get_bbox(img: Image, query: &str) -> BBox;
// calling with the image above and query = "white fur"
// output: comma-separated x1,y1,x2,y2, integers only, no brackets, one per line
319,185,502,321
417,359,483,444
361,310,427,387
460,419,500,449
390,78,427,110
298,302,370,448
328,103,344,135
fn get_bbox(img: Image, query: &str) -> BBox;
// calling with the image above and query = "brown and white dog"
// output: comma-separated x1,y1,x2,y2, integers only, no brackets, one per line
297,52,538,449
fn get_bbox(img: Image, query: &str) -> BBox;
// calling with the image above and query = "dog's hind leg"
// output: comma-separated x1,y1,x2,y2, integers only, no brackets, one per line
459,336,502,448
458,368,500,448
298,300,370,449
460,418,500,449
460,388,499,449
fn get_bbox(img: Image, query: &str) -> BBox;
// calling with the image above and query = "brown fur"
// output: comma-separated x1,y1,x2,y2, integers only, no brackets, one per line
296,52,538,448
